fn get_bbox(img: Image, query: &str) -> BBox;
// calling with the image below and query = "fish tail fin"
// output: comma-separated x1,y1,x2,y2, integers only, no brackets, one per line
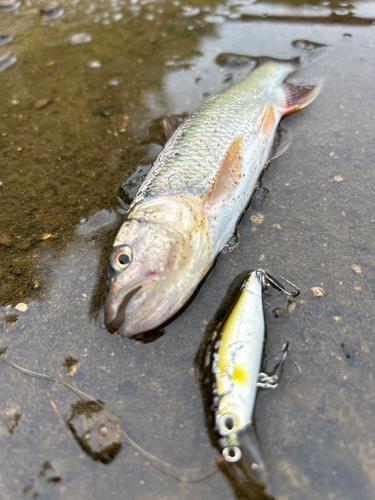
237,425,267,485
282,80,322,115
280,42,332,114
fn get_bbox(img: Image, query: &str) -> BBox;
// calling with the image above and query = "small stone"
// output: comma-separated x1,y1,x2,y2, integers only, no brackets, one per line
250,213,265,226
69,33,92,45
334,175,343,182
40,3,64,19
45,60,55,66
0,52,17,72
68,364,77,376
351,264,361,274
258,254,266,261
88,59,101,68
0,0,21,11
15,303,28,312
108,77,123,87
41,233,52,240
0,34,12,46
354,286,361,291
333,316,342,322
311,287,324,297
0,234,11,246
34,99,52,109
272,223,282,230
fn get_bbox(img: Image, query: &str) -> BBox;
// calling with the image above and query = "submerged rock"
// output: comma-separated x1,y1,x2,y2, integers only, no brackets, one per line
39,3,63,19
0,0,20,11
69,33,92,45
0,34,12,46
0,52,17,72
67,400,122,464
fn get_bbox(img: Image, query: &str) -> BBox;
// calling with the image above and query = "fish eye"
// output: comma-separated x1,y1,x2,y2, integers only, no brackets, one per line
112,246,133,270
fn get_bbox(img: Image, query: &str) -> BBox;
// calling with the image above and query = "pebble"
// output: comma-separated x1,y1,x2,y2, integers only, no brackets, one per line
0,34,12,46
108,77,123,86
41,233,52,240
334,175,343,182
0,0,20,11
34,99,52,109
15,303,28,312
0,233,11,246
351,264,361,274
250,213,265,226
0,52,17,72
69,33,92,45
88,59,101,68
311,287,324,297
40,3,64,19
181,5,200,16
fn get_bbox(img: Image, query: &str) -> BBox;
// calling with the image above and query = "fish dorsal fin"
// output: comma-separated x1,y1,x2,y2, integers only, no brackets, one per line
206,136,243,207
266,127,292,163
162,117,180,140
283,82,321,114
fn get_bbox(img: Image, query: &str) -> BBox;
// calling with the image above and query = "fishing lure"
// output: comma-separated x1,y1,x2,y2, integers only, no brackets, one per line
208,269,299,483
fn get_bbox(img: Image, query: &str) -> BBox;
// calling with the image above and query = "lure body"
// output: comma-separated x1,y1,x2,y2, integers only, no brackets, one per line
212,271,264,462
105,52,323,336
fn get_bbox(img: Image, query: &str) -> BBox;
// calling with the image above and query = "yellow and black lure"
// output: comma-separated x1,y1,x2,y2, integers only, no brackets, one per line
208,269,299,484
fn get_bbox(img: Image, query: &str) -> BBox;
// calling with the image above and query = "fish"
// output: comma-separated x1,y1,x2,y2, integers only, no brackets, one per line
105,49,325,336
207,270,297,484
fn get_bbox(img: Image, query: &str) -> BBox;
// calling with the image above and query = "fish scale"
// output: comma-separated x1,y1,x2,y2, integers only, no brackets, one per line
132,62,284,205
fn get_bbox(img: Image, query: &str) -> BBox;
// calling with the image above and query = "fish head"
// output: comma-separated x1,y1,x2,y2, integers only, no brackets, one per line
104,213,207,336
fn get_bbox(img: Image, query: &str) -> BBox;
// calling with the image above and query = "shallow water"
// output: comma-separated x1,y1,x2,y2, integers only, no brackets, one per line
1,0,375,498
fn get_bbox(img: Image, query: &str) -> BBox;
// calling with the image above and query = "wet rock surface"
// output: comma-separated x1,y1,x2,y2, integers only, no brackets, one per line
0,0,375,499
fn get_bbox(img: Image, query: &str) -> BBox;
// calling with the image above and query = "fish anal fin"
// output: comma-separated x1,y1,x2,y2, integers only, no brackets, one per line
266,128,292,163
258,104,275,136
283,82,321,114
206,136,243,206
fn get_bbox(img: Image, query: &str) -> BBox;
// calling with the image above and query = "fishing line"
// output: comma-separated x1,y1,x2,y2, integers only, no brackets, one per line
0,354,217,483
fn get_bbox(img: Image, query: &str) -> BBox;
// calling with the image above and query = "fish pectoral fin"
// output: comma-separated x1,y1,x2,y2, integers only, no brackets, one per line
162,117,180,140
205,135,243,207
266,127,292,163
282,81,322,114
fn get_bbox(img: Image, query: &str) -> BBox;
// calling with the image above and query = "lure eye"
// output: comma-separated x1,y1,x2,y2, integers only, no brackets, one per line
112,246,133,270
219,414,238,435
223,446,242,463
224,417,234,431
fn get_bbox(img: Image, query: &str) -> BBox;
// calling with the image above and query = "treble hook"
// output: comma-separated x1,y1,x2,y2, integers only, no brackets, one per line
256,270,300,297
257,342,289,389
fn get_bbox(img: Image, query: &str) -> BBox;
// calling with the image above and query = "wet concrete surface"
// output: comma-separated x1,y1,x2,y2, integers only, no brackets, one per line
0,0,375,498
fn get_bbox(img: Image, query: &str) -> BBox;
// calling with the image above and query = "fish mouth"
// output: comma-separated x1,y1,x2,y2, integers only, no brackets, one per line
105,286,142,332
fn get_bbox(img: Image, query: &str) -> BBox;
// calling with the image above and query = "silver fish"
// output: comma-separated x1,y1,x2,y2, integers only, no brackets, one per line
105,50,324,336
